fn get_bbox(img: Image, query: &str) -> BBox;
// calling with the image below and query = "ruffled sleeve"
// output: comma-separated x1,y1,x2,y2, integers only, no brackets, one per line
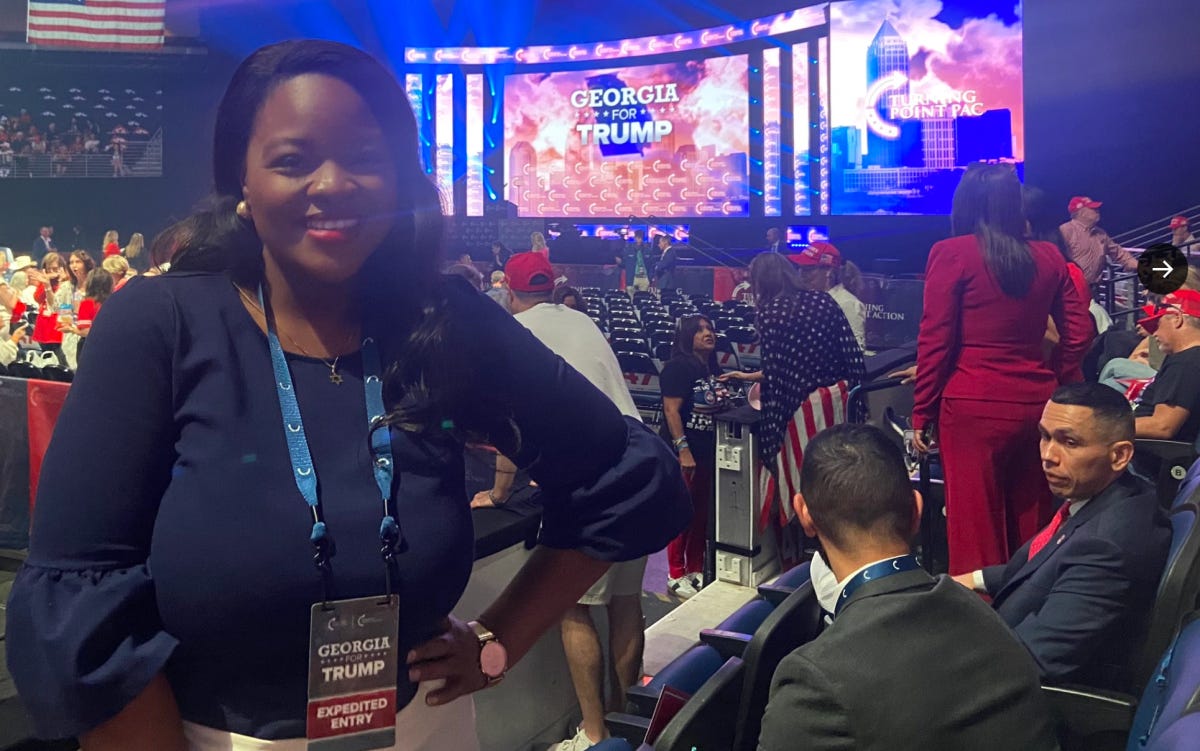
5,276,180,738
440,277,691,561
7,564,179,738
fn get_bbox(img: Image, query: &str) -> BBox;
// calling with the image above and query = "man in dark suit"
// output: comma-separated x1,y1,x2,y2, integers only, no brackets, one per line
653,234,678,292
954,383,1172,690
30,225,56,262
759,424,1059,751
765,227,784,253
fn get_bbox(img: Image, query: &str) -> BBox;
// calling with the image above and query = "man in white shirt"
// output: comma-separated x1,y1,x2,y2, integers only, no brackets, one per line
474,252,646,751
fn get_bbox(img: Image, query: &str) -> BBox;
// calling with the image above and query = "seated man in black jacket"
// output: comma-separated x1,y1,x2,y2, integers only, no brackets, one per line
954,383,1172,689
759,424,1058,751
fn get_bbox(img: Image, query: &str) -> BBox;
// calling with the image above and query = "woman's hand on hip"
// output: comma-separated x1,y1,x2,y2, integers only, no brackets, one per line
407,616,487,706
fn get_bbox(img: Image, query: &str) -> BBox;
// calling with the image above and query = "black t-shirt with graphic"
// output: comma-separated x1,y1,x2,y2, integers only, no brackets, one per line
1134,345,1200,445
660,354,720,465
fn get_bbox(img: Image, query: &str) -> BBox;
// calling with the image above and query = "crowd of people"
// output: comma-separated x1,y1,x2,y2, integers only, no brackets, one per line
1,226,151,368
3,36,1198,751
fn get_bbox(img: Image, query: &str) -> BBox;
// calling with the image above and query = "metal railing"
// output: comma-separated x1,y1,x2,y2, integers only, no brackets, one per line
0,129,162,178
1092,204,1200,325
1113,202,1200,256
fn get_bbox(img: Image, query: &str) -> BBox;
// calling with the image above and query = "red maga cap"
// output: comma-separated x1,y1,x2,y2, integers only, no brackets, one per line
504,252,556,293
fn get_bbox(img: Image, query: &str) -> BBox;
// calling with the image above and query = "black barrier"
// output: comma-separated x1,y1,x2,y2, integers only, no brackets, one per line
858,274,925,351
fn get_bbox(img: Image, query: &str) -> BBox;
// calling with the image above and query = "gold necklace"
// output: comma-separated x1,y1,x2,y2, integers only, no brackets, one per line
237,286,355,385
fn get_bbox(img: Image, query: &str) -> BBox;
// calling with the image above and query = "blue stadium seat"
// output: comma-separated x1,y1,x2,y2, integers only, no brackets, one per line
1134,440,1199,509
1130,611,1200,751
731,583,824,751
1146,707,1200,751
1045,500,1200,749
758,560,812,605
623,645,725,717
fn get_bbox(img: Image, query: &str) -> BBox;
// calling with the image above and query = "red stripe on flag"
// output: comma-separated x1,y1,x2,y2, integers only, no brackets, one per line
28,23,164,36
819,386,835,428
26,379,71,515
759,471,777,532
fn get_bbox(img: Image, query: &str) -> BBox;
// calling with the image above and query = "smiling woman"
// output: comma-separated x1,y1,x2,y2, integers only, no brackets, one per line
6,39,690,751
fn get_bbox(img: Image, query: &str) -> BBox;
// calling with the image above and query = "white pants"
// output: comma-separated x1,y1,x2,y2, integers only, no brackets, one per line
183,683,479,751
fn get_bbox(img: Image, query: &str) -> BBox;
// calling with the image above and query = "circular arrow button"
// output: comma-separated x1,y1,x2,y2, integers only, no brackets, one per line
1137,242,1188,295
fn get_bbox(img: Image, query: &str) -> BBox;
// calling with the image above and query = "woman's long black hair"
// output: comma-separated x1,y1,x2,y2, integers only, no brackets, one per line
672,314,720,374
951,163,1036,298
1021,184,1072,265
153,40,504,441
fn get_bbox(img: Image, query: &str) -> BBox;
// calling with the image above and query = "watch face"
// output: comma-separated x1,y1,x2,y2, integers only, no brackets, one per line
480,640,508,678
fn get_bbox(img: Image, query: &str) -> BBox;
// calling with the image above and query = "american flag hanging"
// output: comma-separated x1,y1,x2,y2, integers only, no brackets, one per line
27,0,166,51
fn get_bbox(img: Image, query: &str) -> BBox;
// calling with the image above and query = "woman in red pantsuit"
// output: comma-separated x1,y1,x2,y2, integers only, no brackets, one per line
912,165,1093,574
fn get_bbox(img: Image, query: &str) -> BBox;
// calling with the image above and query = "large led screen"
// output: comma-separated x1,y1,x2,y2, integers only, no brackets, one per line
829,0,1023,214
504,56,750,218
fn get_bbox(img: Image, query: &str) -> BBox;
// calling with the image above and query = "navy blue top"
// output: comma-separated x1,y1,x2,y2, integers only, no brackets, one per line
7,271,689,740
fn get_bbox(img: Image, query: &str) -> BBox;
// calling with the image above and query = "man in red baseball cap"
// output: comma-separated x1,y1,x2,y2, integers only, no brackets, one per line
788,241,866,350
1170,216,1196,253
1134,289,1200,443
1060,195,1138,284
504,250,556,294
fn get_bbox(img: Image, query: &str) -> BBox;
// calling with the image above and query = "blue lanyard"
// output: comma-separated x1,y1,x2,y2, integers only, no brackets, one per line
834,554,922,616
259,286,399,579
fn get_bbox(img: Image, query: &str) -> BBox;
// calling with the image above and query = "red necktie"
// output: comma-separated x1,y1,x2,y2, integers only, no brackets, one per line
1027,503,1072,560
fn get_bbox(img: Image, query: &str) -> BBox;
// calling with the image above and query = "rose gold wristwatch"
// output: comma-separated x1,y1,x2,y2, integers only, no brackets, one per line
468,620,508,687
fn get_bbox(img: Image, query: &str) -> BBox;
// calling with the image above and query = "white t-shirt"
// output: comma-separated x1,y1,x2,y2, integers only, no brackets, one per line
514,303,641,422
828,284,866,352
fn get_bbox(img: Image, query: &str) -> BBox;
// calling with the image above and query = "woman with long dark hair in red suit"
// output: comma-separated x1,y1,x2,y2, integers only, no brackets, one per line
912,165,1093,575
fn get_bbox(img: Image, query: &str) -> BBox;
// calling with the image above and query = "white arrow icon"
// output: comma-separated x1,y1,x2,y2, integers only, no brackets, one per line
1153,260,1175,278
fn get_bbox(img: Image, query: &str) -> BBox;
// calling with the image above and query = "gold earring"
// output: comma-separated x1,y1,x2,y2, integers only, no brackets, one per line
236,200,252,220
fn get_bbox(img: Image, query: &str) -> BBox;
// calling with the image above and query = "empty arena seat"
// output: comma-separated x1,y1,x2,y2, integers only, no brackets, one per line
624,645,726,717
714,333,740,372
724,326,757,344
649,656,744,751
758,560,813,605
1135,440,1200,509
612,338,651,356
608,655,744,751
730,583,824,751
653,342,673,362
619,352,661,411
699,598,777,657
8,361,40,379
712,315,746,332
1137,501,1200,693
611,325,643,338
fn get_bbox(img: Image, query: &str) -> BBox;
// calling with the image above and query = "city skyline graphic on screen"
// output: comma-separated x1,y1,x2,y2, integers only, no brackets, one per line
504,55,750,219
829,0,1023,215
